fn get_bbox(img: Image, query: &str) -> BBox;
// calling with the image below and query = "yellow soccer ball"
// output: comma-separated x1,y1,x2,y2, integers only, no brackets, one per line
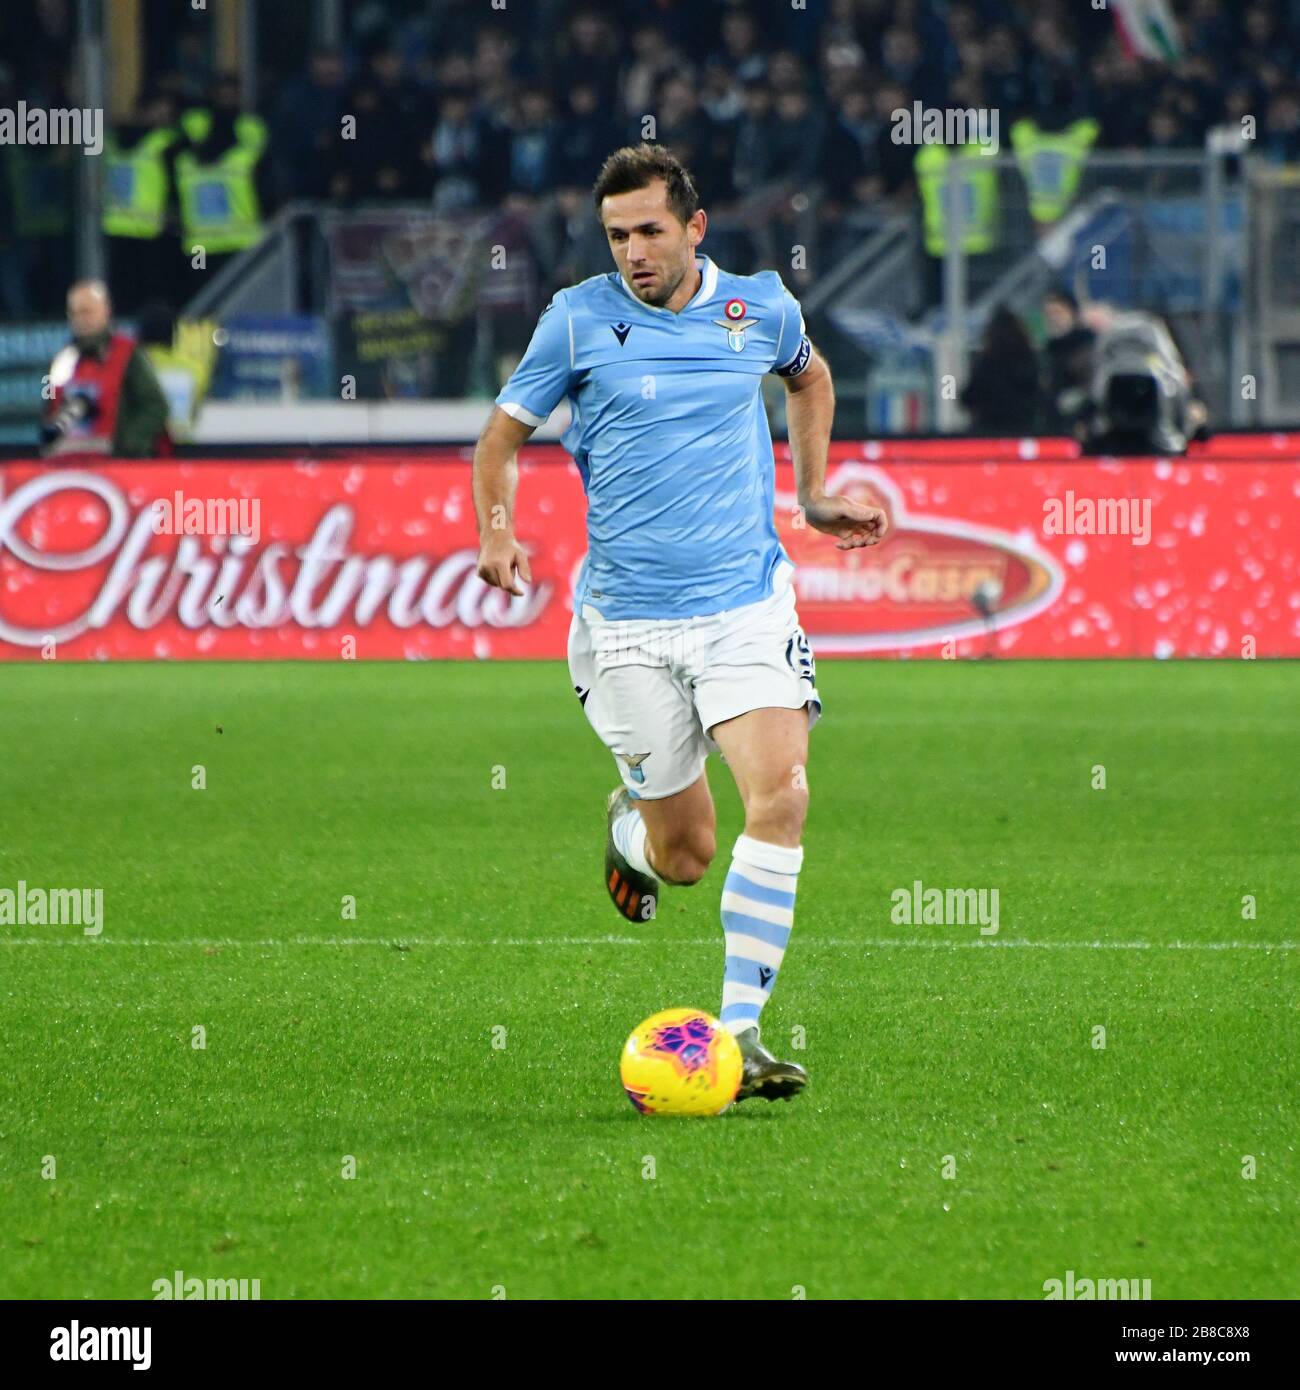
620,1007,743,1116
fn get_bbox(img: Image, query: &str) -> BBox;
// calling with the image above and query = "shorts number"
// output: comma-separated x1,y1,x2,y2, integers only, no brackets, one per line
785,629,815,685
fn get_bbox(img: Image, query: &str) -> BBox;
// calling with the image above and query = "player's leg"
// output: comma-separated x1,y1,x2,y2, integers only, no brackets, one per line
690,579,820,1100
569,611,716,921
614,771,716,885
605,771,716,918
707,706,810,1098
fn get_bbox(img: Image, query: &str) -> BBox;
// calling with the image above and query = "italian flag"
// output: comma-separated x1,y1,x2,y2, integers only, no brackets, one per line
1111,0,1182,63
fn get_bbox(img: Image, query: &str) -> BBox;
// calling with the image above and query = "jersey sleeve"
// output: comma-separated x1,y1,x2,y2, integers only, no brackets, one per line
770,278,813,378
495,292,574,426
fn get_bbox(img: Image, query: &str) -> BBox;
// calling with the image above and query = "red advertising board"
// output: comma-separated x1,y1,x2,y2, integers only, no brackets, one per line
1,443,1297,660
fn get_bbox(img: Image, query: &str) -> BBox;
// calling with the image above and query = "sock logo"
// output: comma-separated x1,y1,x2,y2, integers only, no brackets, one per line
758,965,774,987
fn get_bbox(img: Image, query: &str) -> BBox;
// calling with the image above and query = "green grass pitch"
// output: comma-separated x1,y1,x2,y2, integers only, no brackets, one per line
1,660,1296,1300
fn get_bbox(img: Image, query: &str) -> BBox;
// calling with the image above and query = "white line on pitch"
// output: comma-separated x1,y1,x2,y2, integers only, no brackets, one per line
0,937,1296,950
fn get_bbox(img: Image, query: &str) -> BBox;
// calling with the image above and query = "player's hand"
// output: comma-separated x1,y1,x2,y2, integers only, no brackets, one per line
476,535,532,597
801,495,889,550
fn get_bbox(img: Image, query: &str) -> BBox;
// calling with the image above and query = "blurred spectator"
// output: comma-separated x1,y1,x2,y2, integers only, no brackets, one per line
0,61,74,316
870,81,916,199
473,30,520,114
1261,89,1300,165
426,87,499,212
270,49,345,202
712,9,767,84
535,185,610,296
550,8,622,113
331,84,419,203
819,85,882,202
653,75,725,198
368,45,432,134
961,308,1043,434
555,80,622,190
730,80,779,197
982,26,1033,121
504,87,559,198
699,60,744,126
623,25,682,122
1042,288,1096,433
768,87,825,183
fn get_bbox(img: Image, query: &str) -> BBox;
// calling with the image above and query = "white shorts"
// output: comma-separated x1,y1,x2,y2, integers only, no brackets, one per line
567,566,822,800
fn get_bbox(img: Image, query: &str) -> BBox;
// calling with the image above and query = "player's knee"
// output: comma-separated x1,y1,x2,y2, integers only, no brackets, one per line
744,785,809,841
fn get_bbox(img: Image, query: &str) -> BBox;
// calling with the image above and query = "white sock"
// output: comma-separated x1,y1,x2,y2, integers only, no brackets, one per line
720,834,803,1039
612,806,660,881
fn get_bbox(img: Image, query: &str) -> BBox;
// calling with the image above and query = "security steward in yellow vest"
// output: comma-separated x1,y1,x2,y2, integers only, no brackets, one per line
103,91,180,313
914,139,1000,259
1010,117,1100,226
175,75,269,286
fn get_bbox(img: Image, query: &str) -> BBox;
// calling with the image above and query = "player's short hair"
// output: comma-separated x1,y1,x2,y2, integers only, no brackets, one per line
592,143,701,226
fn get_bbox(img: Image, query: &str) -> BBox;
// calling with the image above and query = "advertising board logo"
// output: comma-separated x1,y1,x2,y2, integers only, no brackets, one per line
779,464,1063,653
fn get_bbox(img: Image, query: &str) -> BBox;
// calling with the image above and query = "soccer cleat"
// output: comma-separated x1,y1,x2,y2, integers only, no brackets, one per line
733,1027,808,1103
605,786,659,923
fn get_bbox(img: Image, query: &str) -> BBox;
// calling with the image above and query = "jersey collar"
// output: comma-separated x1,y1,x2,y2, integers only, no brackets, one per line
616,254,718,315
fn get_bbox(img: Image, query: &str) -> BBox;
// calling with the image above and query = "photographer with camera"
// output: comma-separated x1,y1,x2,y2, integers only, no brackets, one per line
1078,302,1210,457
41,279,171,458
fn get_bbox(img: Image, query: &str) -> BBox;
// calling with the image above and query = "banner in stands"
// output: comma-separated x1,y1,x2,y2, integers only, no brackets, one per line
0,443,1297,660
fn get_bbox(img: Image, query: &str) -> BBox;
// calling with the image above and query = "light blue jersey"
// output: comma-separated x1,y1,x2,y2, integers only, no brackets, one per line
496,254,813,620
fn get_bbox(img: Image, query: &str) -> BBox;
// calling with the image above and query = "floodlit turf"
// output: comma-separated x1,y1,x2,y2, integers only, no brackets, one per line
1,660,1297,1300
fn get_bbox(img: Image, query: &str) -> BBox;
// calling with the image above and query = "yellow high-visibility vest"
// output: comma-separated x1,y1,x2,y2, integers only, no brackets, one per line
1010,118,1100,224
176,109,267,255
914,142,999,256
103,127,176,239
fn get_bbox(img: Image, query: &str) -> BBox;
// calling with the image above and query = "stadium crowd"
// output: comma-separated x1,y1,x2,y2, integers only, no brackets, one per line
3,0,1298,319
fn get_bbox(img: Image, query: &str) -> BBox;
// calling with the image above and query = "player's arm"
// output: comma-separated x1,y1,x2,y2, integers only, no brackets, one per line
473,406,535,597
474,291,574,596
783,345,834,509
781,342,887,550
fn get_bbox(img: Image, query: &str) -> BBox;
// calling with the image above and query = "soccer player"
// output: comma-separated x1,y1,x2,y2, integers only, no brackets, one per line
473,144,886,1102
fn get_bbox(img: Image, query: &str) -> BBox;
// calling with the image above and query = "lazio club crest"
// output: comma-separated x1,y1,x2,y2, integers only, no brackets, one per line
714,297,758,352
